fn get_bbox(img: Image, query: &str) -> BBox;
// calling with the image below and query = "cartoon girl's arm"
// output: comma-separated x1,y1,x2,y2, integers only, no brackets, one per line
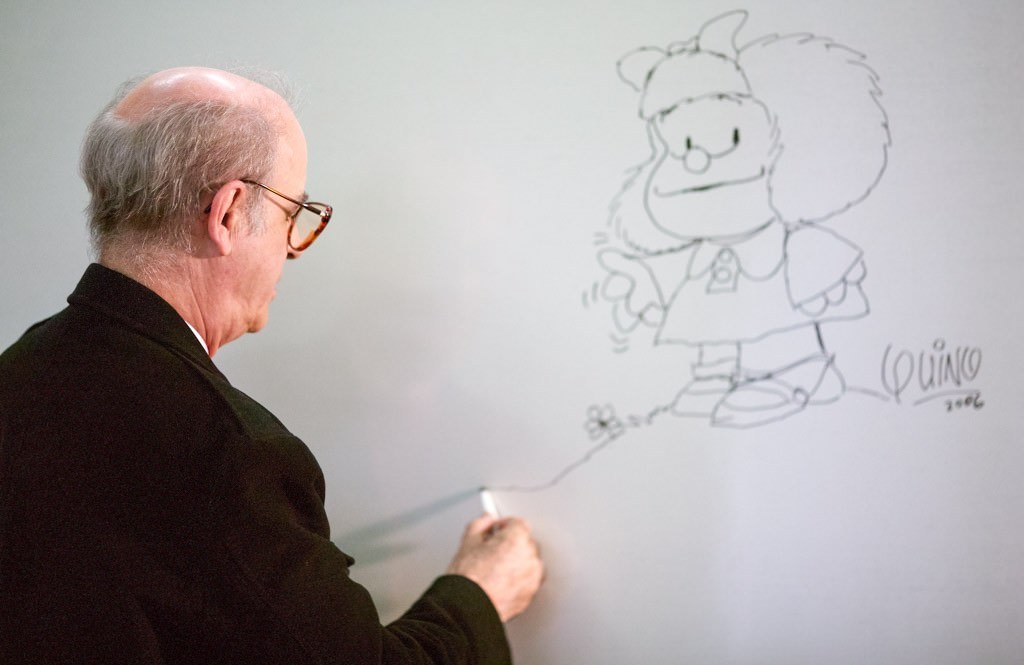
597,249,667,331
785,226,868,317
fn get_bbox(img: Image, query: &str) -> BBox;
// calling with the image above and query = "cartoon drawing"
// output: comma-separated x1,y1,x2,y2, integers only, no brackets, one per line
590,10,891,429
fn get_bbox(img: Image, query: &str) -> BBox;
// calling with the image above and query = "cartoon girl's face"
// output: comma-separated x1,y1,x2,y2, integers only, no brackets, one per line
644,95,776,240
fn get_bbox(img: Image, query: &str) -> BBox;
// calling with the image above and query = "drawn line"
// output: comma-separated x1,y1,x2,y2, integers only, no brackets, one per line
493,431,626,494
847,385,891,402
495,403,672,494
913,389,981,407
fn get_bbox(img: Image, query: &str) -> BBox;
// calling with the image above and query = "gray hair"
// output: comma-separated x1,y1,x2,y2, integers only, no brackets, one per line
81,71,295,260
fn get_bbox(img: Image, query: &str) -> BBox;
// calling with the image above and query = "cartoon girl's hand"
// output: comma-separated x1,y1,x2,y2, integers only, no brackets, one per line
597,249,665,330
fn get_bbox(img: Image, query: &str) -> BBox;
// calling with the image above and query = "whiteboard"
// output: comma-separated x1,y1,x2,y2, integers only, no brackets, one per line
2,1,1023,663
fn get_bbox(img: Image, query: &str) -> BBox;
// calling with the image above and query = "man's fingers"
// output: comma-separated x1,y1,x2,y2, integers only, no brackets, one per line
464,514,501,539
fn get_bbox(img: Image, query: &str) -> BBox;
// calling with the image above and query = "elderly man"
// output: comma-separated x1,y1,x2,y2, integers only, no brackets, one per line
0,68,543,664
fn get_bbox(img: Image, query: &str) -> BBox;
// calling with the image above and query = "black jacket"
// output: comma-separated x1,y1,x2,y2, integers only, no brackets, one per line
0,263,509,664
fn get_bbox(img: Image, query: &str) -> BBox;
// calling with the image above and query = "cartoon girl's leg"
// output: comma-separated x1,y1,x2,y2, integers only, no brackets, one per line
669,342,738,417
711,325,845,427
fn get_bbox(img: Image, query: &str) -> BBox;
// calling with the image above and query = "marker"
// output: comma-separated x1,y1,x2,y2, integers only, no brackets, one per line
479,487,501,518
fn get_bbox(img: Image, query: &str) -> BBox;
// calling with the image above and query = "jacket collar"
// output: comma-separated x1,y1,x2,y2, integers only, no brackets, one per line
67,263,222,376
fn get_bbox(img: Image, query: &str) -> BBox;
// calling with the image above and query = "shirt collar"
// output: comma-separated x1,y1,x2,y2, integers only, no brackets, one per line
688,220,787,280
185,321,210,355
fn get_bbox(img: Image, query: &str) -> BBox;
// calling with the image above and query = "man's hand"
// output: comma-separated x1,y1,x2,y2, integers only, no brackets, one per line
446,515,544,623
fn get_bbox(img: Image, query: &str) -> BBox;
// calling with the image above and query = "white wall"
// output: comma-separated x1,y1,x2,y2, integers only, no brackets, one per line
2,1,1022,663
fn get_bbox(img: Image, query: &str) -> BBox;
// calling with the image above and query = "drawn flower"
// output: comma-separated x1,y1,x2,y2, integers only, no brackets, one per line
584,404,625,440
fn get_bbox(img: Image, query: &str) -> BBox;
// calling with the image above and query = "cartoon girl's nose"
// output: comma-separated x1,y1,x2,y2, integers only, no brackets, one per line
683,146,712,174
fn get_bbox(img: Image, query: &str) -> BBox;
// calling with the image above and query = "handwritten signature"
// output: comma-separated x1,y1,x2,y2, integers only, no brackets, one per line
880,338,983,410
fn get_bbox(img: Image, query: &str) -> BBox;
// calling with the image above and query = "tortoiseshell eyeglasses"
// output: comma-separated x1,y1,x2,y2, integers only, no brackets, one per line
241,179,332,252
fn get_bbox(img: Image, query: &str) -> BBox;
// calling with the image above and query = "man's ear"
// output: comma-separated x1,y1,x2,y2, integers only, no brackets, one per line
203,180,248,257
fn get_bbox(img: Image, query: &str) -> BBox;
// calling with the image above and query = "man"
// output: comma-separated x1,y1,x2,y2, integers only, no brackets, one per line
0,67,543,664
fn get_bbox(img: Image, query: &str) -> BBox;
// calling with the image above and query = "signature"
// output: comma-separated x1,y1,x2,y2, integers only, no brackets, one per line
880,338,983,410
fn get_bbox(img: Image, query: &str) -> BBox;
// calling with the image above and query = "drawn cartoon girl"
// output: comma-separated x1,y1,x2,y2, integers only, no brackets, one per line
595,10,890,427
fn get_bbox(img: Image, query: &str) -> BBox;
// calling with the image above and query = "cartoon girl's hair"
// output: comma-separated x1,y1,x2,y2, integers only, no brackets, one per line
740,30,890,224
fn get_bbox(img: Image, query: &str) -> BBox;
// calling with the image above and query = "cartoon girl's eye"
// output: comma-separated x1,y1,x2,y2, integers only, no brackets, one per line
685,136,693,151
733,128,740,145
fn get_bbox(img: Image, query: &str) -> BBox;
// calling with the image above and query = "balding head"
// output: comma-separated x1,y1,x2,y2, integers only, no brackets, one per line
114,67,286,123
81,67,297,273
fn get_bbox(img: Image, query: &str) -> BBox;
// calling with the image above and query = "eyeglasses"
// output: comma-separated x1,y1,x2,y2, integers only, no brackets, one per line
242,179,332,252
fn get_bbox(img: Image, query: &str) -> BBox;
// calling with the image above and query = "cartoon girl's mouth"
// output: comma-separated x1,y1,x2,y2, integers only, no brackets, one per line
652,166,766,196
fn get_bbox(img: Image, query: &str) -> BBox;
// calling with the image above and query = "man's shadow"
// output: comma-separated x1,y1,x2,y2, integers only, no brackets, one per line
333,488,479,565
